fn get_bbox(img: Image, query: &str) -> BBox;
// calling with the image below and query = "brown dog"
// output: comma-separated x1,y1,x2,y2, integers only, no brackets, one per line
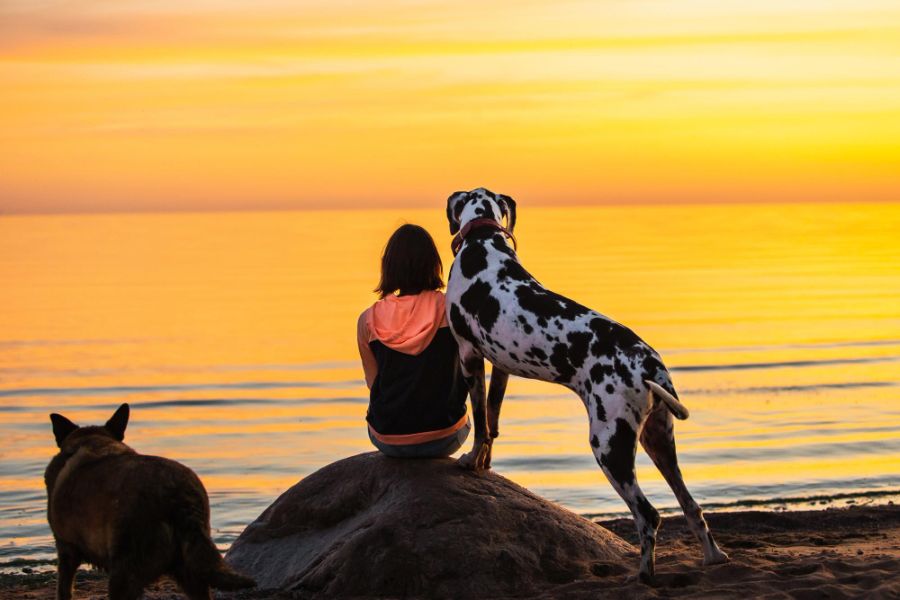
45,403,255,600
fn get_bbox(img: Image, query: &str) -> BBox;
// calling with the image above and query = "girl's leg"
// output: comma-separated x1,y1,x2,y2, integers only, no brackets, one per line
368,420,471,458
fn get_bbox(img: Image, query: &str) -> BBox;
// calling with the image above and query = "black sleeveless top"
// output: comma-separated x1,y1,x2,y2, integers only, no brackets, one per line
366,327,468,436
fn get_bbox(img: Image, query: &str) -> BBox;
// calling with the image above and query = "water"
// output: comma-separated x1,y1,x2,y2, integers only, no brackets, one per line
1,203,898,571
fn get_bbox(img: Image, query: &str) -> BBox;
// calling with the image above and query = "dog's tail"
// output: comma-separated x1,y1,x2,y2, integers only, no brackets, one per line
181,527,256,590
645,380,690,420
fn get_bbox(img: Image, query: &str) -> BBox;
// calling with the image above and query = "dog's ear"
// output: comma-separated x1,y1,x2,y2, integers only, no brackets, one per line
105,403,130,441
50,413,79,448
498,194,516,232
446,191,467,235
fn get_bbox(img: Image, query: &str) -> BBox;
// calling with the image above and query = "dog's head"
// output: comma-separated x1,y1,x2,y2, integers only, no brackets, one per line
445,187,516,235
49,403,130,451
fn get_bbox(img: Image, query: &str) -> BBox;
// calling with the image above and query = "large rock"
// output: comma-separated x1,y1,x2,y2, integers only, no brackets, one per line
225,452,635,598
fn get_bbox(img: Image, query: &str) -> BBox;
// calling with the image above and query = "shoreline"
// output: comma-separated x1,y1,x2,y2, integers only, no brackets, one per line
5,488,897,577
3,504,897,599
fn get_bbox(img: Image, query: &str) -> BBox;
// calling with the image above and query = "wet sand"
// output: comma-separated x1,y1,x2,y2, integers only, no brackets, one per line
3,504,897,599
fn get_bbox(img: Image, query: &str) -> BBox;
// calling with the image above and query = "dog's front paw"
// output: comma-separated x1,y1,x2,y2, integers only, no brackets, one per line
458,442,492,471
457,451,480,470
481,446,494,469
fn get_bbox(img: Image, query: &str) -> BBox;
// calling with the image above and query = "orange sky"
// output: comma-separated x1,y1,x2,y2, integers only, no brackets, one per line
1,0,898,213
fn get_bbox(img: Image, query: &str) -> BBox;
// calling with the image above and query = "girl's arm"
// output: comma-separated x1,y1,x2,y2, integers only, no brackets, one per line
357,311,377,389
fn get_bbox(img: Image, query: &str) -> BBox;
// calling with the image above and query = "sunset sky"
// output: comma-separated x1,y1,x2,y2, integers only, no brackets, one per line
1,0,898,213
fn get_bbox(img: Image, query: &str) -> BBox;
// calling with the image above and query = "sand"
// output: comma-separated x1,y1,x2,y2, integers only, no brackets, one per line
3,504,897,599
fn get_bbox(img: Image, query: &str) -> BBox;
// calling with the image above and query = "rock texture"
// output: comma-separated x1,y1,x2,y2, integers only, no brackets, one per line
225,452,635,598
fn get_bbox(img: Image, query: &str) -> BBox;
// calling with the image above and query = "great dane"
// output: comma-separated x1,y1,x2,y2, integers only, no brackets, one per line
444,187,728,582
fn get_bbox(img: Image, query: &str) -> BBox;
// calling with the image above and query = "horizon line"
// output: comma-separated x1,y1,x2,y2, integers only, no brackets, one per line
2,197,897,218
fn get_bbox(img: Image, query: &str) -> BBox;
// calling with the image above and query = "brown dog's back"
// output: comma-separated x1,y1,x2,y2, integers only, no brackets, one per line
50,453,203,565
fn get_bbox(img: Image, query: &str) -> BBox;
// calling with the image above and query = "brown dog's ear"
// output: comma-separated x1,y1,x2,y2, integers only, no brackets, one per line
105,403,130,441
446,191,467,235
50,414,79,448
498,194,516,232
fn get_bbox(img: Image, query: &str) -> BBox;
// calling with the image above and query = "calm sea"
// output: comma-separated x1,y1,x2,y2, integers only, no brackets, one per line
1,203,898,571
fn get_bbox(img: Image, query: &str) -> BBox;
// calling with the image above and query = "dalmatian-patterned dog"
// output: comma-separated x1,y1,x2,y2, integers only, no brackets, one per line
444,188,729,583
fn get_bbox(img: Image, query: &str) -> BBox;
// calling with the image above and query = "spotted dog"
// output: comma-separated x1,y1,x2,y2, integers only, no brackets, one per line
444,188,729,582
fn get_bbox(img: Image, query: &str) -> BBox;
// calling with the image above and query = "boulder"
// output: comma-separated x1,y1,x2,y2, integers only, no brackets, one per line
225,452,635,598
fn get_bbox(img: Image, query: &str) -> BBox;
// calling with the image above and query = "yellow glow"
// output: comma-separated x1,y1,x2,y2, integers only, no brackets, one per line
1,1,898,213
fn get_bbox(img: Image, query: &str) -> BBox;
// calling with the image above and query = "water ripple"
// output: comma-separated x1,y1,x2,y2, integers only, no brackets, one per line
672,355,899,372
0,380,365,398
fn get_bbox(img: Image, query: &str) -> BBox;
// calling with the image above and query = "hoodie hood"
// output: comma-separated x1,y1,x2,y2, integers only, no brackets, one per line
365,290,446,355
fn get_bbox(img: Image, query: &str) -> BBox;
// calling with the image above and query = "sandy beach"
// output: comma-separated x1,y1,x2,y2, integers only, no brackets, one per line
3,504,897,599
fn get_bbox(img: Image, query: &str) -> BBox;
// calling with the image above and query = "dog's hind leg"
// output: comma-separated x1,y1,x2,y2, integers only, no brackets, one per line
108,527,170,600
590,415,661,583
108,569,151,600
54,543,80,600
458,357,492,470
173,552,213,600
176,524,254,594
174,575,212,600
640,407,729,566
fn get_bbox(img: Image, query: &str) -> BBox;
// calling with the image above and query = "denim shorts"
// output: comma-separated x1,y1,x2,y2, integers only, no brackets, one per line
368,418,471,459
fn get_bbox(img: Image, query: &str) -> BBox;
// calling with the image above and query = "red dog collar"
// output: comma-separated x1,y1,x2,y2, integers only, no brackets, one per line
451,218,517,256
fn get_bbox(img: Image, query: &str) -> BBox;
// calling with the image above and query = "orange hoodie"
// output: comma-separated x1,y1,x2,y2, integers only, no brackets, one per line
357,290,448,388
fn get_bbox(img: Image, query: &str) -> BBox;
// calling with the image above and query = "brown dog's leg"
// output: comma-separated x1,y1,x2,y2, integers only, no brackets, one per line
55,544,80,600
458,358,491,470
175,576,212,600
108,569,148,600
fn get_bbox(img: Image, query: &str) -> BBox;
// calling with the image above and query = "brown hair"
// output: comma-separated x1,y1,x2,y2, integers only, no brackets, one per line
375,224,443,298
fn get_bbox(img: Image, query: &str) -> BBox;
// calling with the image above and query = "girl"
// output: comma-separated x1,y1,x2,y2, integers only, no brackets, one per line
357,224,470,458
